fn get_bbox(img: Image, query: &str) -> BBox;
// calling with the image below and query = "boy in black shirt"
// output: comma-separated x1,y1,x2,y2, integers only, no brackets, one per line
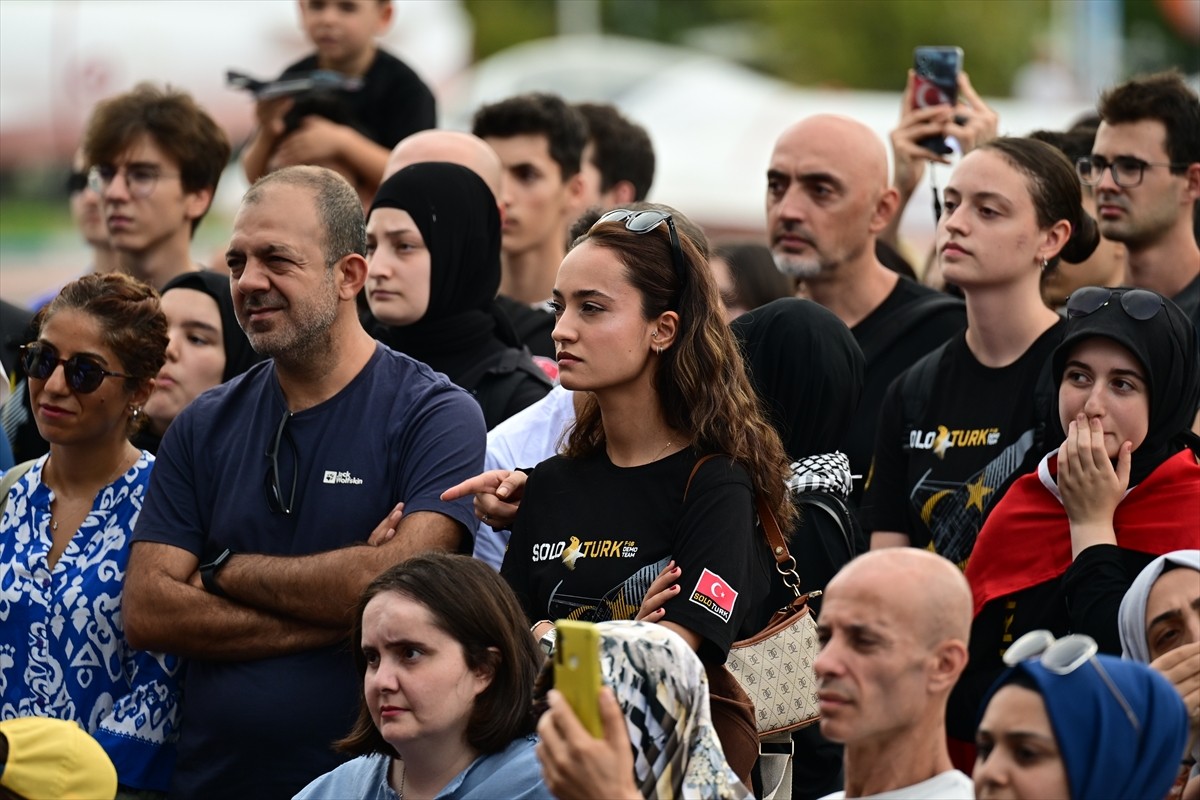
241,0,435,202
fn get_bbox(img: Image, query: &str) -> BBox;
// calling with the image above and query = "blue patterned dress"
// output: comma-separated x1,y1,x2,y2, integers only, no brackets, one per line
0,452,180,791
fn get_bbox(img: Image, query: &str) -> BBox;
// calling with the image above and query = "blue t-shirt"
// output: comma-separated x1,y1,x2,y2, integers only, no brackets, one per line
133,343,485,800
293,735,552,800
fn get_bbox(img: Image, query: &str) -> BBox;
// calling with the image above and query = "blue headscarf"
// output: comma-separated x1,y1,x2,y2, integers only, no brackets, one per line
981,654,1189,800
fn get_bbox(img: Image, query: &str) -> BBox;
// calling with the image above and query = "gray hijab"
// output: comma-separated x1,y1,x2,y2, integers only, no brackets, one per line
1118,549,1200,663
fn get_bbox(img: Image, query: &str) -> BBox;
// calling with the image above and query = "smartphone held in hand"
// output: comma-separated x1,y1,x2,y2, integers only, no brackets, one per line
554,620,604,738
912,46,963,155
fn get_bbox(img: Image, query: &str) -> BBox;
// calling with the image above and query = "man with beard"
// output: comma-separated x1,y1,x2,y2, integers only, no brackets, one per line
814,549,974,799
123,166,485,799
766,115,965,508
1089,71,1199,331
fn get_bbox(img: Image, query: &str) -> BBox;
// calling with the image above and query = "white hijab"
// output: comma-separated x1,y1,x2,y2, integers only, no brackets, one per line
1118,549,1200,663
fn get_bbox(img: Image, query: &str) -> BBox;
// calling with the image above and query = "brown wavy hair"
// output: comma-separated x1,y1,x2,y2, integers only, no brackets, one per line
561,216,795,528
34,272,167,434
335,554,544,758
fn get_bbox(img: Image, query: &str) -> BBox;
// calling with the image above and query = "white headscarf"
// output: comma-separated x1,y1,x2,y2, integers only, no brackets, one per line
1118,549,1200,663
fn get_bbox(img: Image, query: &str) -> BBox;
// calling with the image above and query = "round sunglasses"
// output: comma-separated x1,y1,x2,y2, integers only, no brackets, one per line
20,342,132,394
1066,286,1164,322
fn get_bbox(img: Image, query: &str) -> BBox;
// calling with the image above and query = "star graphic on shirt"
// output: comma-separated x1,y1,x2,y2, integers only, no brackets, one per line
562,536,583,570
965,474,994,512
933,425,953,459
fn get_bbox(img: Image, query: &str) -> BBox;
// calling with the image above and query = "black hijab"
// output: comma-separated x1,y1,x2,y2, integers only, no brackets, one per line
731,298,865,460
1051,287,1200,486
366,162,506,381
159,270,263,382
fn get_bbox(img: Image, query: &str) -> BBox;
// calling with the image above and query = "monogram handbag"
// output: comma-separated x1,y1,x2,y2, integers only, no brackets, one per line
724,493,822,736
683,457,822,737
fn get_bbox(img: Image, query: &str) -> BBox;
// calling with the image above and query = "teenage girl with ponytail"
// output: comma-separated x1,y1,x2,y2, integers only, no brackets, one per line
865,137,1102,569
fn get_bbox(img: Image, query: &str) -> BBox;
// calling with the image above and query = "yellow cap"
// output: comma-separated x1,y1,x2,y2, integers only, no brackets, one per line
0,717,117,800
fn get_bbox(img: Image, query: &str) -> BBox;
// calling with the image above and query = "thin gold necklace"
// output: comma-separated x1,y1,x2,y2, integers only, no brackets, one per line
48,452,134,531
650,440,674,462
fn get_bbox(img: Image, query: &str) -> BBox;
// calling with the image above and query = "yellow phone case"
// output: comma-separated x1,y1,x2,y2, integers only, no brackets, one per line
554,620,603,738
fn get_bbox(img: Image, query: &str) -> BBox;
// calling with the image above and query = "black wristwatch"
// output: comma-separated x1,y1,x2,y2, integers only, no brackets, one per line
199,548,234,599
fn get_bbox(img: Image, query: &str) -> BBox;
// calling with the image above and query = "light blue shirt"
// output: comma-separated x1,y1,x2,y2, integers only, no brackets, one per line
294,735,552,800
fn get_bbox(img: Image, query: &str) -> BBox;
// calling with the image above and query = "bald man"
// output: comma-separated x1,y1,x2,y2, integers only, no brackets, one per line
814,549,975,799
766,115,965,507
382,129,504,202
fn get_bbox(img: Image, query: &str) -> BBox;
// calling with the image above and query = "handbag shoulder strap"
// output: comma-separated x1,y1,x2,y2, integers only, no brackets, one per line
683,453,795,569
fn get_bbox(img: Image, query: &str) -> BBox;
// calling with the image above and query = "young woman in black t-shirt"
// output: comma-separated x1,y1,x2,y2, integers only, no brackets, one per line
865,138,1102,567
445,207,793,782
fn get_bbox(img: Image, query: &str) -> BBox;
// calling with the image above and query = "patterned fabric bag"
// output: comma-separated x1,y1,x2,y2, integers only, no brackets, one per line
683,456,821,737
724,494,822,736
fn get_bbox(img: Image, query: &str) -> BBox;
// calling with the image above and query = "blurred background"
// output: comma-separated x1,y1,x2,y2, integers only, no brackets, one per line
2,0,1198,306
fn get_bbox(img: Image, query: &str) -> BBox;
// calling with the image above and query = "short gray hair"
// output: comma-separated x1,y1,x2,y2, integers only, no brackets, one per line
244,166,366,268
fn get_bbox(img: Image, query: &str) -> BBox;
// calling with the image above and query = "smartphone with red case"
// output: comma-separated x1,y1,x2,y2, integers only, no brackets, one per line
912,46,963,155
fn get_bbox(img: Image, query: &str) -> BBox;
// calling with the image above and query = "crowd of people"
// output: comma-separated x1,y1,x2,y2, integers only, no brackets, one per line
1,2,1198,799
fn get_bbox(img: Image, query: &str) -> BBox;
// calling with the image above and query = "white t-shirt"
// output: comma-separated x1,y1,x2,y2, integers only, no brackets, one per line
820,769,975,799
473,385,576,569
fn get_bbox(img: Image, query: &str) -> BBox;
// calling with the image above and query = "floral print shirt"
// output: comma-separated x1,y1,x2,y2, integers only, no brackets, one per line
0,452,180,791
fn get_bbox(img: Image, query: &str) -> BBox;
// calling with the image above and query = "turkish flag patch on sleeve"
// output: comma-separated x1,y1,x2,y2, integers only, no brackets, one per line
689,567,738,622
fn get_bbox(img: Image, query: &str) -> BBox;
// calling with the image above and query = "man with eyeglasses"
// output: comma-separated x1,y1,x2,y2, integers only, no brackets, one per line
82,83,230,291
123,166,486,799
1088,71,1200,334
813,548,975,799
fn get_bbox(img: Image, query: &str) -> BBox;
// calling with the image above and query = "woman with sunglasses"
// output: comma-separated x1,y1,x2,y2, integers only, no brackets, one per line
0,272,180,794
135,270,263,454
867,137,1099,568
454,207,793,783
956,285,1200,755
974,630,1189,800
364,162,551,430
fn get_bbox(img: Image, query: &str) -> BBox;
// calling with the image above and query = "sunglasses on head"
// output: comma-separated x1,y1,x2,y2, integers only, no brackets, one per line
1066,286,1164,322
1003,629,1140,733
592,208,688,292
20,342,131,394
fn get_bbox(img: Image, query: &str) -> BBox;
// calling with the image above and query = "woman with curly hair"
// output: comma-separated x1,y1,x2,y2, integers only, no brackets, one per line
0,272,179,794
447,207,793,782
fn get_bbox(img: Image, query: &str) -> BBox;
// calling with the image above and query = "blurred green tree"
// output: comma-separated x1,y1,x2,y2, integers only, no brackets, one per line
464,0,1056,96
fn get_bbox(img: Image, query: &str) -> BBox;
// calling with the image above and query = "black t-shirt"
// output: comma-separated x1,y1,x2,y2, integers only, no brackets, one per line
495,295,556,359
461,347,552,429
948,544,1155,742
500,449,774,665
863,321,1064,566
846,279,966,509
1172,271,1200,351
281,48,436,148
